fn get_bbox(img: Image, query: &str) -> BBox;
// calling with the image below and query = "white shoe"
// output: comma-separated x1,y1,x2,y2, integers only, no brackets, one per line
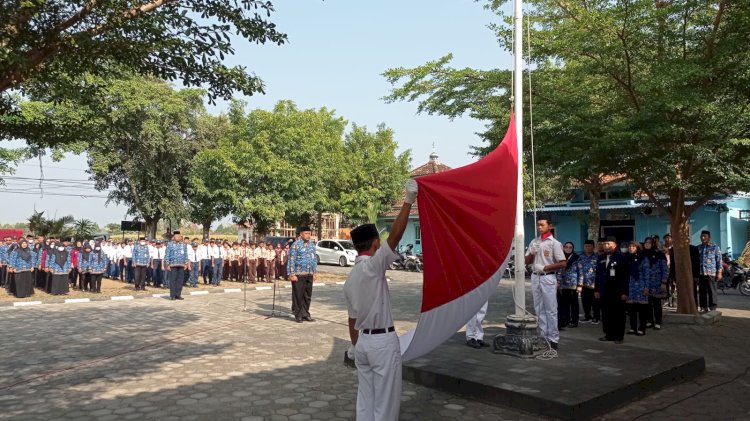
654,324,661,330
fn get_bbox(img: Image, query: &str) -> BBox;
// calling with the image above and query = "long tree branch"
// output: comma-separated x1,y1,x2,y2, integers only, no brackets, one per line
0,0,176,92
705,0,727,60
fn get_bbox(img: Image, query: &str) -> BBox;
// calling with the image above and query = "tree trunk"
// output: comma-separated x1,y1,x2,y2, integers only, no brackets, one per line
202,220,212,241
670,190,698,315
144,216,159,240
316,211,323,240
587,186,602,241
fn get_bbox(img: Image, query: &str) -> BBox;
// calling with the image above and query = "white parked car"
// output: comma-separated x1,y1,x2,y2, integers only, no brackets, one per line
316,239,357,267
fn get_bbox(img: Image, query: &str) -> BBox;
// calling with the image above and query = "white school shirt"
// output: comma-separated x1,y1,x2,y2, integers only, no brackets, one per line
197,245,210,260
525,235,565,269
152,246,166,260
122,245,133,259
187,247,199,263
148,245,157,259
343,244,400,331
209,245,222,259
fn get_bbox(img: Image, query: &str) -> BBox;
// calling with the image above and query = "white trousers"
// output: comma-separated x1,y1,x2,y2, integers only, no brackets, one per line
354,331,402,421
531,274,559,343
465,301,488,340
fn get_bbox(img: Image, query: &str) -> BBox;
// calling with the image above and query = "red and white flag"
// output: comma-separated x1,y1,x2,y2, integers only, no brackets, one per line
399,115,518,361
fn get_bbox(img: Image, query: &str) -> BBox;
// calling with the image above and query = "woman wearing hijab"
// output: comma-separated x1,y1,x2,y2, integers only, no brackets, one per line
32,240,45,289
77,244,93,292
626,240,648,336
8,239,36,298
557,242,582,329
87,241,109,293
46,243,72,295
642,237,669,330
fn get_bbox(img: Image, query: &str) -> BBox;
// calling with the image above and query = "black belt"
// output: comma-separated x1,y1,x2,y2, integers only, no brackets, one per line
362,326,395,335
534,272,556,276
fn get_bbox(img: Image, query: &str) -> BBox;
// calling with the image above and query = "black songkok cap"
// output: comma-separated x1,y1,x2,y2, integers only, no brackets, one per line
605,236,617,243
584,240,595,246
297,226,311,234
351,224,379,245
172,230,181,235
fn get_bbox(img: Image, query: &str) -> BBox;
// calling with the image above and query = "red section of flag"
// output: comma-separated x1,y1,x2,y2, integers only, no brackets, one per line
415,115,518,313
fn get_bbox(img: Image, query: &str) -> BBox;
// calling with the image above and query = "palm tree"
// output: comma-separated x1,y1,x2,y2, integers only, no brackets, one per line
27,211,45,235
73,219,97,241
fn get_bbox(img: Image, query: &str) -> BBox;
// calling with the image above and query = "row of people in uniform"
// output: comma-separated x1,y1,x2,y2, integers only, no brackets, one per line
96,238,291,289
0,236,111,297
526,217,725,350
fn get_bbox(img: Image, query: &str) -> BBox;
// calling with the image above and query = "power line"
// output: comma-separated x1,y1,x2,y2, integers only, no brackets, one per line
17,163,89,173
0,189,110,199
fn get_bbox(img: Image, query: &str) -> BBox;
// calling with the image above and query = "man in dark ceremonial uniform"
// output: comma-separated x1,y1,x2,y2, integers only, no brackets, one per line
595,236,630,344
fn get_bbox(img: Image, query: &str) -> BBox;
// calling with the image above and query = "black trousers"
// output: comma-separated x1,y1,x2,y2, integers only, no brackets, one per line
602,294,626,341
134,265,148,290
628,303,648,332
558,289,580,326
292,274,314,319
168,266,185,299
698,275,717,310
581,288,600,320
90,273,103,292
81,272,92,291
0,264,7,286
648,296,663,325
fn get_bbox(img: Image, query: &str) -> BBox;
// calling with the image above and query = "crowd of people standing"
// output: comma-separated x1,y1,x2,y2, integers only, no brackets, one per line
526,216,725,349
0,233,296,299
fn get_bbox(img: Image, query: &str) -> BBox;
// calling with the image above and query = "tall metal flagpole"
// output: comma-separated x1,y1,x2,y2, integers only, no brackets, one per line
493,0,539,357
512,0,526,317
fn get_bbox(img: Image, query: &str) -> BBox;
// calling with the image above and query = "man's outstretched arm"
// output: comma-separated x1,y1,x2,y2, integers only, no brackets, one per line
387,179,418,251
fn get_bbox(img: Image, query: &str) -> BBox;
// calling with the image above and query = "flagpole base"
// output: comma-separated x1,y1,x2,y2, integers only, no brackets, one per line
492,315,548,358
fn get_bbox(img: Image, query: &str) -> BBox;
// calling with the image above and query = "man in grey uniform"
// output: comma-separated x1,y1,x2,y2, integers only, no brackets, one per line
344,179,417,421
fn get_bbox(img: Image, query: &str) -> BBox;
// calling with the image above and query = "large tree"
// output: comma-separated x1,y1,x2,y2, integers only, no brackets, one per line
340,124,411,224
187,114,240,239
0,1,286,104
86,76,207,238
502,0,750,314
386,1,750,314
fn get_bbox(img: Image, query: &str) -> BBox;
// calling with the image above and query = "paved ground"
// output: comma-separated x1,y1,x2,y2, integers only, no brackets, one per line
1,266,750,420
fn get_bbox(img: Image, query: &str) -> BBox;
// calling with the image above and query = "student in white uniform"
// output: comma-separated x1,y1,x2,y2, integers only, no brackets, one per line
524,216,567,350
465,301,490,349
344,179,417,421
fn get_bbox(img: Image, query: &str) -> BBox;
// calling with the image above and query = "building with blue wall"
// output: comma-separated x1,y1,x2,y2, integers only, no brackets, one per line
525,194,750,256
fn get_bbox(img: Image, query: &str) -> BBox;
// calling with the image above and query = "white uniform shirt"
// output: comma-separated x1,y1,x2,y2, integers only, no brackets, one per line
187,247,199,263
525,235,565,269
344,245,400,331
209,245,222,259
148,245,157,259
197,245,210,260
152,246,166,260
122,245,133,259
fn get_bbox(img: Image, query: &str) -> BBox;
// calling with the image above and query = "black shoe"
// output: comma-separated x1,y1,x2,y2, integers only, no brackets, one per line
142,288,147,291
295,318,303,323
568,323,578,328
476,339,490,348
176,297,184,300
303,316,315,322
466,339,481,349
170,297,175,300
598,336,611,342
550,342,559,351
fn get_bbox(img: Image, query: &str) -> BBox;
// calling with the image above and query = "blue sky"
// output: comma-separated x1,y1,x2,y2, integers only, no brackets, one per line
1,0,513,226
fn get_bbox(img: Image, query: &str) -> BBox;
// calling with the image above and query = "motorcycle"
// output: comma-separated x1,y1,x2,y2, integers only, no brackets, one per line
719,254,750,296
389,244,415,271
